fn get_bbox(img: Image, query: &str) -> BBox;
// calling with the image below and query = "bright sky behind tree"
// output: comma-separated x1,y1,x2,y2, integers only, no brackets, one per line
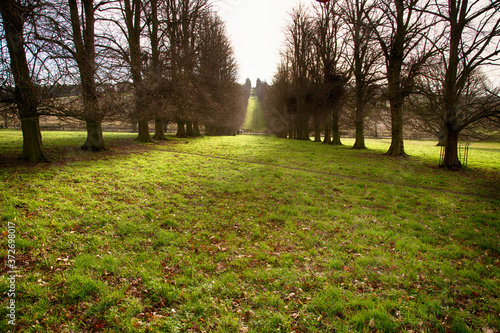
215,0,305,85
215,0,500,87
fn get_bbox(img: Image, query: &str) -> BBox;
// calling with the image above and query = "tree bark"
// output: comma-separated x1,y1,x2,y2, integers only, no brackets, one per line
441,128,461,168
353,100,366,149
153,118,166,140
0,0,49,161
137,119,153,142
331,108,342,145
186,121,195,137
193,120,201,137
313,114,322,142
176,120,187,137
323,120,331,144
386,100,406,156
81,119,106,151
21,118,49,162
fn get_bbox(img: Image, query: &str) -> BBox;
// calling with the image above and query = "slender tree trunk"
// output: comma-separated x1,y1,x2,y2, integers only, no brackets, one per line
176,120,187,137
314,114,322,142
153,118,166,140
331,108,342,145
1,0,48,161
323,120,332,144
81,119,106,151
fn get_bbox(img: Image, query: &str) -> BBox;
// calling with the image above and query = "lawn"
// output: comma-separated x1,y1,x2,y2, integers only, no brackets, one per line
0,130,499,332
242,90,267,132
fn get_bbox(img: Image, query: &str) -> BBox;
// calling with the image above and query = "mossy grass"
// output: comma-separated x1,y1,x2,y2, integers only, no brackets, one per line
1,130,499,332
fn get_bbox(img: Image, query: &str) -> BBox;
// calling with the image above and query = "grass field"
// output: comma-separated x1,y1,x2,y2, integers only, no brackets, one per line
0,130,499,332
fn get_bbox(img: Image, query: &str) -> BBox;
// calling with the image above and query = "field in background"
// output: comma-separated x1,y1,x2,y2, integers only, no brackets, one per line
242,89,268,133
0,130,499,332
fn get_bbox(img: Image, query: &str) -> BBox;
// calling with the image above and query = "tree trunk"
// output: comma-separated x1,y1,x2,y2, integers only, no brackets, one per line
331,108,342,145
186,121,195,137
176,120,187,138
313,114,322,142
386,95,407,156
437,126,447,146
441,128,461,168
323,121,331,144
153,118,166,140
353,100,366,149
20,118,49,162
193,120,201,137
81,119,106,151
136,119,153,142
1,0,49,162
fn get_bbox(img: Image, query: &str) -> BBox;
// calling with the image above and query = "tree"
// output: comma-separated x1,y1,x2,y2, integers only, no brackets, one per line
197,11,246,135
433,0,500,168
312,0,349,145
68,0,106,150
342,0,383,149
108,0,153,142
284,5,315,140
163,0,210,138
0,0,49,162
370,0,436,156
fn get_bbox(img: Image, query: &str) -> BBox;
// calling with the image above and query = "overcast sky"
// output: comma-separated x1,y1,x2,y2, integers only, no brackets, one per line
215,0,306,86
215,0,500,87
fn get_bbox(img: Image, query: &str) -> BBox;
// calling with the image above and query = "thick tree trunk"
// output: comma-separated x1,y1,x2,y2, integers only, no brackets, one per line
186,121,195,137
193,120,201,137
331,108,342,145
20,118,49,162
1,0,49,162
441,128,461,168
136,119,153,142
81,119,106,151
176,120,187,138
353,100,366,149
153,119,166,140
386,98,407,156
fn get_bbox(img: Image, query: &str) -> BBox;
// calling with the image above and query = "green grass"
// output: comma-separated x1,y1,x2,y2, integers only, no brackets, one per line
1,130,499,332
243,89,267,132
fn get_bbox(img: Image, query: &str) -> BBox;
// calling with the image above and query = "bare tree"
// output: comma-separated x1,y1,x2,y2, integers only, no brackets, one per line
370,0,437,156
342,0,383,149
312,0,349,145
0,0,49,162
432,0,500,168
68,0,105,150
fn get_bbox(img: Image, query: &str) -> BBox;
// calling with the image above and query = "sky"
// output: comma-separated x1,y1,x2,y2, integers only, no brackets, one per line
214,0,500,87
215,0,306,86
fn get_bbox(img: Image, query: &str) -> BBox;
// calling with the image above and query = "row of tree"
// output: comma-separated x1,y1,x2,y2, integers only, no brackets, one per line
0,0,249,162
260,0,500,168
